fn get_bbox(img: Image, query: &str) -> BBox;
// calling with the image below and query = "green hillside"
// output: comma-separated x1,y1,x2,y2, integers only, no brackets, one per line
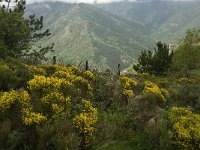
26,2,154,71
98,0,200,43
26,1,200,71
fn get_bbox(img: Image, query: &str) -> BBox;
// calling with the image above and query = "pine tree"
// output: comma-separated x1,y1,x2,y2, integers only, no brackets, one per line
133,50,153,74
133,42,173,75
152,42,173,75
0,0,54,63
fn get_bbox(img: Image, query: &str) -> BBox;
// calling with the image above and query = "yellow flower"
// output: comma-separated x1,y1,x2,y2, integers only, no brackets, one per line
22,108,47,126
84,71,95,81
143,81,166,105
120,76,137,96
73,76,92,91
24,64,46,76
51,103,64,114
0,90,19,111
122,89,133,97
168,107,200,149
73,99,97,149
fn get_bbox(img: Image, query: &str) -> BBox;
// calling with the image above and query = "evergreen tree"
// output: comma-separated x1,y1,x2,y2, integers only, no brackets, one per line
133,50,153,74
133,42,173,75
152,42,173,75
0,0,54,63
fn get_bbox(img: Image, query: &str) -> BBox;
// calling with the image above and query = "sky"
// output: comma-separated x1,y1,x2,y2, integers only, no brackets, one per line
26,0,195,4
26,0,133,4
0,0,196,5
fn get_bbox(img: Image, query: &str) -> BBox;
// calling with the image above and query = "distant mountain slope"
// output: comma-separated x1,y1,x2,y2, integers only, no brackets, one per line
98,1,200,43
26,2,154,71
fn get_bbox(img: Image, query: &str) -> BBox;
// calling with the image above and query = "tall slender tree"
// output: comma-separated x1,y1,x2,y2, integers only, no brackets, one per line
0,0,54,63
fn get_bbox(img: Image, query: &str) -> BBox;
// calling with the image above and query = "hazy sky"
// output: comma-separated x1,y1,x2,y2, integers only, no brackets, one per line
26,0,195,4
26,0,133,4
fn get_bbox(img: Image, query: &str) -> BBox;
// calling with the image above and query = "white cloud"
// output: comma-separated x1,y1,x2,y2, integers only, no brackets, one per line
0,0,193,5
0,0,197,5
26,0,136,4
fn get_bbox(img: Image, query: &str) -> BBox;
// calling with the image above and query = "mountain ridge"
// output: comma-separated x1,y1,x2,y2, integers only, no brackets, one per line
26,0,200,70
26,1,154,71
97,0,200,43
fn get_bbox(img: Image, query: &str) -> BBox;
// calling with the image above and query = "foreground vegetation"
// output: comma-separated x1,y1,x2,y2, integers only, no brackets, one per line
1,57,200,149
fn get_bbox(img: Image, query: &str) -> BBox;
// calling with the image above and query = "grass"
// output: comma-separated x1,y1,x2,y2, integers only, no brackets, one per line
96,141,134,150
189,69,200,75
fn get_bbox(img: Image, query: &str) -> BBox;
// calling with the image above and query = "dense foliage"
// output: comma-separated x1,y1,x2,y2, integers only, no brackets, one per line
0,61,97,149
1,1,200,150
133,42,173,75
1,57,200,149
172,29,200,71
0,0,54,63
168,107,200,150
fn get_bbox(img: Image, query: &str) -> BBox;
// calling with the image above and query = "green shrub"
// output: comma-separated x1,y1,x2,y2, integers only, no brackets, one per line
168,107,200,150
73,99,97,149
142,81,168,106
120,76,137,97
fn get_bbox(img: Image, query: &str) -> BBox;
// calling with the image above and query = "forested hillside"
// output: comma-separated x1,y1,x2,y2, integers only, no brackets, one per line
25,0,200,71
26,2,154,71
98,0,200,43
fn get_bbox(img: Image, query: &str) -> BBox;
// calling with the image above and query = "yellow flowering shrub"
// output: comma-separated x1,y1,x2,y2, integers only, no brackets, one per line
18,91,31,108
41,65,93,96
122,90,133,97
161,88,170,100
66,66,81,75
0,90,19,112
143,81,166,105
28,75,72,94
52,70,75,80
41,64,57,75
0,62,19,90
136,72,151,78
28,75,74,116
24,64,46,76
28,74,92,98
41,92,71,114
178,77,194,84
73,99,97,149
120,76,137,97
168,107,200,150
42,64,81,76
22,108,47,126
27,71,93,120
0,90,46,126
0,63,10,72
73,76,92,91
0,61,47,91
51,103,63,114
83,71,95,81
41,92,64,104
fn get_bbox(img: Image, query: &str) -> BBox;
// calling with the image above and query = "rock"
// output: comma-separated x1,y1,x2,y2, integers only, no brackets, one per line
127,94,166,129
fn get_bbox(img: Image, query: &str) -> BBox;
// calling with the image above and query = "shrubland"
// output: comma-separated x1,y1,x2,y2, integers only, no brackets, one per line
1,57,200,150
0,1,200,149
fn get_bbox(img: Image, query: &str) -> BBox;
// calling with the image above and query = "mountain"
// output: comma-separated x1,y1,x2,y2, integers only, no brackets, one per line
26,1,200,71
98,0,200,43
26,2,154,71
